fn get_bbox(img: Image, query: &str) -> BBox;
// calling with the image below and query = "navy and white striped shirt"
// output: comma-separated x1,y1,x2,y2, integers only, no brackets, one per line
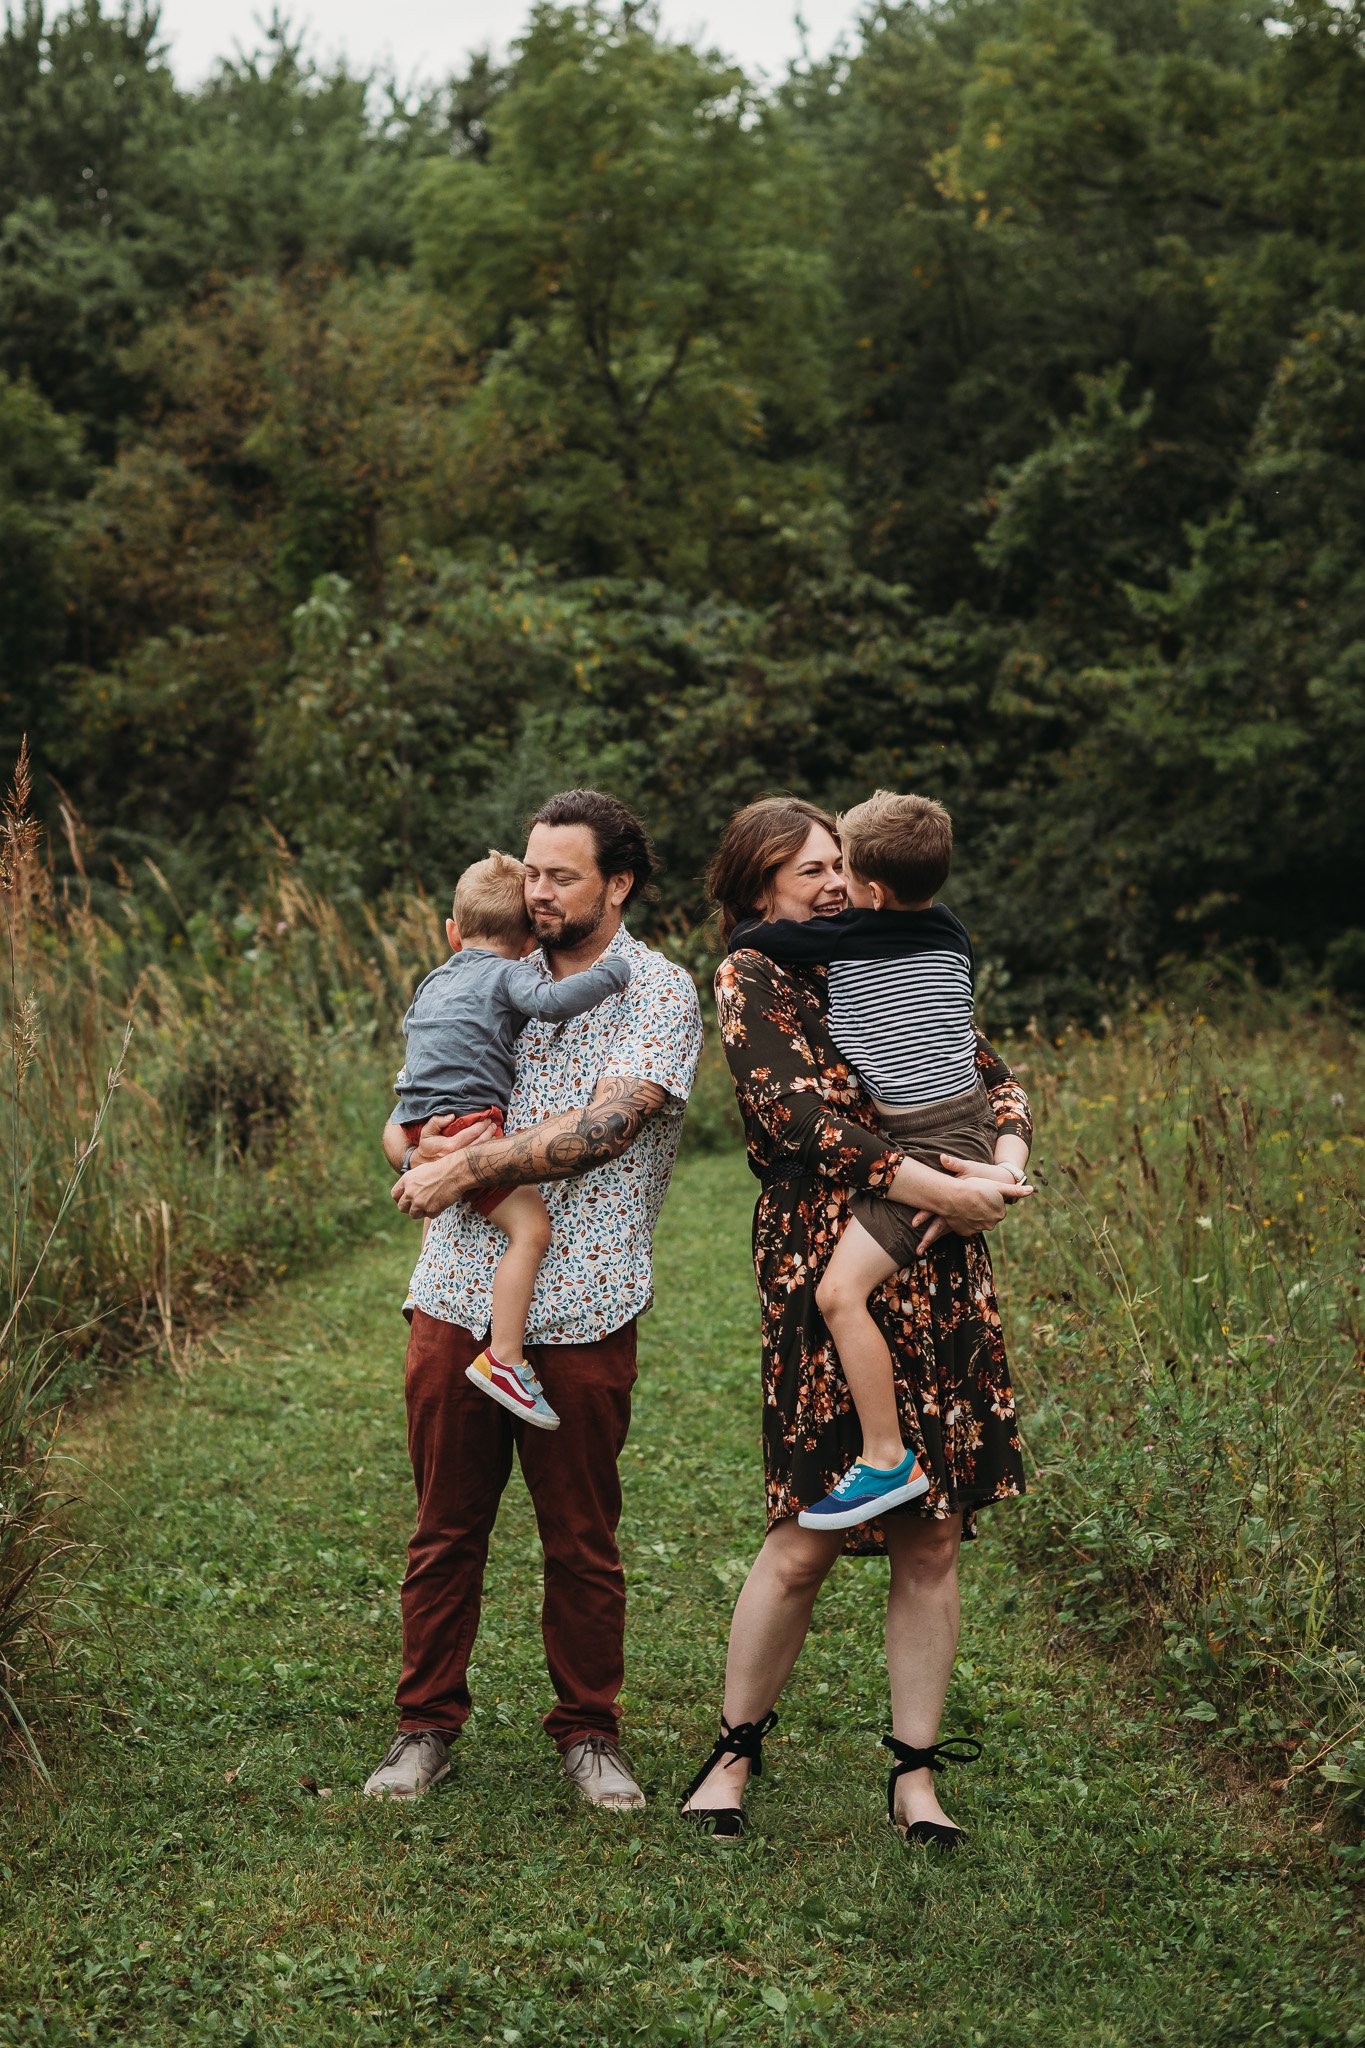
730,904,978,1108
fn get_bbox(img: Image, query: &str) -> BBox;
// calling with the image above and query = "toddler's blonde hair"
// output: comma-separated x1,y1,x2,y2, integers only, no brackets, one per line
452,849,532,945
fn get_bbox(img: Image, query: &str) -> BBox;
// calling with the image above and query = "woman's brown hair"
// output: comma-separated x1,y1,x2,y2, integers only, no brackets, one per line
706,796,839,941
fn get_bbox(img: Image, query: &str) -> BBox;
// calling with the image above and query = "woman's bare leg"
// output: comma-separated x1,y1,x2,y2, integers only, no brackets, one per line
882,1511,964,1829
682,1517,842,1812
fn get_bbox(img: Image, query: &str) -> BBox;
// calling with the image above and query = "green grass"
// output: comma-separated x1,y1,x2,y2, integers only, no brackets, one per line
1,1155,1362,2048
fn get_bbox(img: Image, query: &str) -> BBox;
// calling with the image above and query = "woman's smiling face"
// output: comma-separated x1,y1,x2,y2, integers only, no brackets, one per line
762,824,846,924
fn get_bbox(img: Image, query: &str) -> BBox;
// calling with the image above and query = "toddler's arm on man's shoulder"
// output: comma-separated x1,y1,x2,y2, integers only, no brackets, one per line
504,952,632,1023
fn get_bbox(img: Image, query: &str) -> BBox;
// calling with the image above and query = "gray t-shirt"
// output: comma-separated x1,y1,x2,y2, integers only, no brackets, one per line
393,946,632,1125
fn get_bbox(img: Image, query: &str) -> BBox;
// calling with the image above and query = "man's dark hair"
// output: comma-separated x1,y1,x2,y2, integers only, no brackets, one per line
527,789,657,908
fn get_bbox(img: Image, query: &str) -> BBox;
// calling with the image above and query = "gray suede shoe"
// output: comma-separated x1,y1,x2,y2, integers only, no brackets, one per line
363,1728,451,1799
561,1736,646,1810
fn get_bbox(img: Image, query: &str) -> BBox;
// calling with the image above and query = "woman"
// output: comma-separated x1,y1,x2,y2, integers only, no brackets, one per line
681,797,1033,1846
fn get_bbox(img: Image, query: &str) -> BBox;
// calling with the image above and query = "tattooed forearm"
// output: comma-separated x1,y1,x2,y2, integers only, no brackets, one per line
460,1076,667,1194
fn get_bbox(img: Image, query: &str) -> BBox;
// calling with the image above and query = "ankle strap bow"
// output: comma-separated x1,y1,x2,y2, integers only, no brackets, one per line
679,1709,778,1810
715,1710,779,1775
881,1734,982,1775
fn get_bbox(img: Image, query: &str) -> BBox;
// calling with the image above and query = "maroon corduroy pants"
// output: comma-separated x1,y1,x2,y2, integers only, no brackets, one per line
395,1307,637,1750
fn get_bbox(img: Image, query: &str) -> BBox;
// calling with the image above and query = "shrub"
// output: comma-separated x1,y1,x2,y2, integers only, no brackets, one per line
1,744,129,1770
0,745,445,1762
1001,1005,1364,1826
180,1010,301,1162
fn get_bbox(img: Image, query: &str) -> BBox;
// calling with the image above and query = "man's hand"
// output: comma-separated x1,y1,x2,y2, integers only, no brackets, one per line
383,1109,479,1171
391,1115,498,1217
412,1114,497,1165
391,1075,667,1222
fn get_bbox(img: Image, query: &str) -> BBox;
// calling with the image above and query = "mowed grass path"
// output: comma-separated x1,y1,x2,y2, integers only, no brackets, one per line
2,1157,1359,2048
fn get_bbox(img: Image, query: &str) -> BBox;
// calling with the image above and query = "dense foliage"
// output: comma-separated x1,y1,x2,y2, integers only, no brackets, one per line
3,0,1364,1016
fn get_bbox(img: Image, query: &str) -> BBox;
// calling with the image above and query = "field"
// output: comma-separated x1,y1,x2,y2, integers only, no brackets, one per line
7,3,1365,2034
1,1148,1362,2048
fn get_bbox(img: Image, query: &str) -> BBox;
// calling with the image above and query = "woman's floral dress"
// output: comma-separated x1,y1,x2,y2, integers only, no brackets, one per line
714,949,1032,1553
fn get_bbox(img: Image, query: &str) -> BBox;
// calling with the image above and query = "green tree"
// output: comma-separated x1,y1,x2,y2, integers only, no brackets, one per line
56,269,474,853
410,3,837,598
0,372,87,762
0,1,188,432
185,18,455,275
820,0,1267,604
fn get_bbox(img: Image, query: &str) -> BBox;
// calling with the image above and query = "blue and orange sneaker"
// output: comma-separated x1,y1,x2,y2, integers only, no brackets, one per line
465,1349,560,1430
797,1450,930,1530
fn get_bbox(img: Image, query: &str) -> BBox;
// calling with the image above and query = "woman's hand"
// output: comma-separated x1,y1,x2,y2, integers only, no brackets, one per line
392,1115,497,1218
939,1154,1032,1191
912,1211,950,1252
910,1168,1032,1251
942,1174,1030,1231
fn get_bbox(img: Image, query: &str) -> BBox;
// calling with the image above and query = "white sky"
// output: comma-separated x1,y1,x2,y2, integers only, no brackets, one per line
158,2,872,90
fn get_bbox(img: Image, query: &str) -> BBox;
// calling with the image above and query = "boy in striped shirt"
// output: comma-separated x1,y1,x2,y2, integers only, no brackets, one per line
730,790,1031,1529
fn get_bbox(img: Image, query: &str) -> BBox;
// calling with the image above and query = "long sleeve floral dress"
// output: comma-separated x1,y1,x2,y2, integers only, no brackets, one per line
714,948,1032,1554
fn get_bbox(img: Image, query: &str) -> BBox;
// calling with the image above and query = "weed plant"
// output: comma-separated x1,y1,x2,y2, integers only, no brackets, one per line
1,814,464,1392
0,752,447,1757
1,746,132,1769
999,1006,1364,1833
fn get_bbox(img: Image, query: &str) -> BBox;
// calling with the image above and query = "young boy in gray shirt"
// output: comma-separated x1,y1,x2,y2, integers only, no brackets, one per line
393,849,631,1431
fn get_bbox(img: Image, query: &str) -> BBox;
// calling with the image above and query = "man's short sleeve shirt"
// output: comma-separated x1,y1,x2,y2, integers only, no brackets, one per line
405,926,703,1344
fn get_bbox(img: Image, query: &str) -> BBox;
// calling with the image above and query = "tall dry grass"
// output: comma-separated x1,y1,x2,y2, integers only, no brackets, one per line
998,1005,1364,1835
0,747,444,1763
1,745,132,1770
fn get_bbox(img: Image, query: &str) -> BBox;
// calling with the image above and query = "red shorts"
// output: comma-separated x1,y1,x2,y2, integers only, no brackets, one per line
400,1106,511,1220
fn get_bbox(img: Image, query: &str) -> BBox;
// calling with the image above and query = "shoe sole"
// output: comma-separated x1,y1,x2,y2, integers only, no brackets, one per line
796,1473,931,1531
693,1828,745,1850
681,1812,747,1849
363,1760,451,1799
889,1813,966,1850
465,1364,561,1430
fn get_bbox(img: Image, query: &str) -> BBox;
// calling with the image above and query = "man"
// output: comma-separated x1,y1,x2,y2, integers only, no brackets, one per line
364,790,702,1807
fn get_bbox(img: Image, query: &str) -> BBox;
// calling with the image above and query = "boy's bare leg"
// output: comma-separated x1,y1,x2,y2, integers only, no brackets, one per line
815,1219,910,1469
487,1186,553,1363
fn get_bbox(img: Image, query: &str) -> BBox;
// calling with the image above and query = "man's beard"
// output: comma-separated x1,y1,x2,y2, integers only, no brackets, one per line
531,887,611,956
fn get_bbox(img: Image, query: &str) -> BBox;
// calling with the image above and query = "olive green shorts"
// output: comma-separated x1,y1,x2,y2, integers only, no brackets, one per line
851,1082,997,1267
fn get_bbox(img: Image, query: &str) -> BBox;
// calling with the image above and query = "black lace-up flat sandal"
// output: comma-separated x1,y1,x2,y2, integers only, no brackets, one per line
679,1710,778,1845
882,1735,983,1849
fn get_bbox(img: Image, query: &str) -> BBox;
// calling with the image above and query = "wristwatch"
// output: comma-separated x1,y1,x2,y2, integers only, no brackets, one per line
400,1145,415,1175
1001,1161,1028,1185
